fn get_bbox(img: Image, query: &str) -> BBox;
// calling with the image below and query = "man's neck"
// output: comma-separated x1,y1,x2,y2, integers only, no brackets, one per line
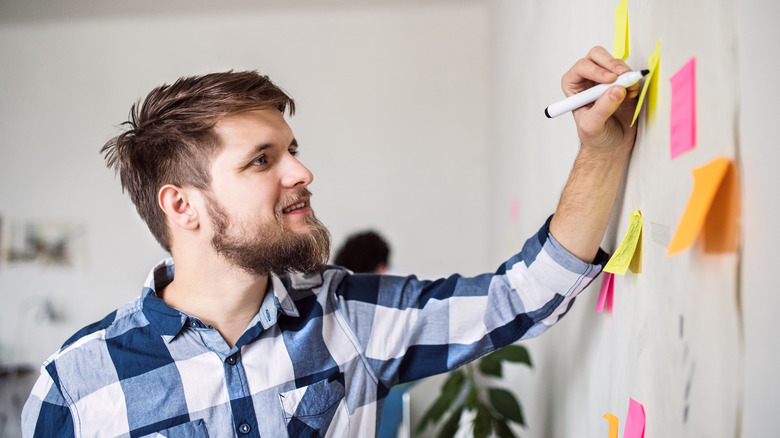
159,256,269,349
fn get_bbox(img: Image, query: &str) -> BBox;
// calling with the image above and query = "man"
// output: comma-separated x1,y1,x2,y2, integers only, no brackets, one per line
23,46,638,437
333,231,391,275
333,230,408,438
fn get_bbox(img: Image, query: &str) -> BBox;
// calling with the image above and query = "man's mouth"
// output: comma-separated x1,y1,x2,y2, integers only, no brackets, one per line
282,199,309,214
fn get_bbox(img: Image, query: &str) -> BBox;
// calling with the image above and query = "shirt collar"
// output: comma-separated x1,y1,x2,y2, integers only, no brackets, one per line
140,258,303,341
140,258,187,339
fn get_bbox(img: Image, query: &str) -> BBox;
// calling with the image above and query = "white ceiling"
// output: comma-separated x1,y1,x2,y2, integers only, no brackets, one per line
0,0,485,23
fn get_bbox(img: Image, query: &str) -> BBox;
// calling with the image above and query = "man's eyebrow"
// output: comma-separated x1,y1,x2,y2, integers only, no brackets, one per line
290,138,298,148
241,143,272,163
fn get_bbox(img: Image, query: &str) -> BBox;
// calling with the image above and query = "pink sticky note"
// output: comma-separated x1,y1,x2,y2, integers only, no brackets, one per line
605,273,615,312
596,271,615,313
624,398,646,438
510,197,520,221
670,58,696,159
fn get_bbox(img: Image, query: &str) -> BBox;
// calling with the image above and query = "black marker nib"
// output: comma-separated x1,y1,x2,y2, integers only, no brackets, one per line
641,69,650,76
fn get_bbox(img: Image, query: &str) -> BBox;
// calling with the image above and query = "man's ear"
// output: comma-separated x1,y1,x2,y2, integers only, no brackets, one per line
158,184,200,231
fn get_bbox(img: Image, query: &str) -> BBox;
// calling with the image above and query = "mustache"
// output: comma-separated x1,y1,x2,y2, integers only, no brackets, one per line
274,188,313,220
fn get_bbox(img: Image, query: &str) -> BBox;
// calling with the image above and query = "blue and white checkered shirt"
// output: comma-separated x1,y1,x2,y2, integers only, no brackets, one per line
22,219,607,437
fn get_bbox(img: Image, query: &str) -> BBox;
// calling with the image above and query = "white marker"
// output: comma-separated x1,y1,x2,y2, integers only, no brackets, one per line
545,69,649,118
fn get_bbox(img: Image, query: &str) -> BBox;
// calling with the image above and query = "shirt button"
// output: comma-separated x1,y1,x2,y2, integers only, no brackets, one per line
190,321,197,327
226,355,237,365
238,423,251,434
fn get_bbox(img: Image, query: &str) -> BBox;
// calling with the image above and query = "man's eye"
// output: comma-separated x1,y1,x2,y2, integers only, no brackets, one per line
289,149,298,157
251,156,267,166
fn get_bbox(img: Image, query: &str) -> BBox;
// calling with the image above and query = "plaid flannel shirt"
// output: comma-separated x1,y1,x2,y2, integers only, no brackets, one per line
22,218,607,437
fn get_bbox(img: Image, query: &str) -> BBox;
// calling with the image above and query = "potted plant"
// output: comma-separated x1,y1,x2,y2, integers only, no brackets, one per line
415,344,532,438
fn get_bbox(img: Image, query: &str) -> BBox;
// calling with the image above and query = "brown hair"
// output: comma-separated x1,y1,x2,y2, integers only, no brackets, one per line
101,71,295,252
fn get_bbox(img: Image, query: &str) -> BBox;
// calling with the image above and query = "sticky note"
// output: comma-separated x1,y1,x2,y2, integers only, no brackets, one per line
604,210,643,275
624,398,646,438
603,413,619,438
647,47,661,123
632,41,661,127
670,58,697,158
668,157,731,254
628,223,642,273
613,0,629,60
596,272,615,313
702,160,740,253
510,197,520,221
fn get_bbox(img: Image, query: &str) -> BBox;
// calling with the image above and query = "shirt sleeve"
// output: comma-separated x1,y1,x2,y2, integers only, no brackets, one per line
333,216,608,387
22,364,76,438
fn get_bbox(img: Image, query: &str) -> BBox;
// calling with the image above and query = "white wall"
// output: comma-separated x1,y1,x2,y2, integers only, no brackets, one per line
0,2,491,369
736,0,780,436
488,0,778,437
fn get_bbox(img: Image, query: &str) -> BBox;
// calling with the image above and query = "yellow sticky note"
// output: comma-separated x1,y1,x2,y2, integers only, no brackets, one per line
631,41,661,127
613,0,629,60
604,413,619,438
647,51,661,123
604,210,643,275
668,157,731,255
629,224,642,273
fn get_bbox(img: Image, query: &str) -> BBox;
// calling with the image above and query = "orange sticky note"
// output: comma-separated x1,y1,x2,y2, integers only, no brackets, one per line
668,157,733,254
596,271,615,313
670,58,696,158
613,0,629,60
604,210,643,275
632,41,661,127
603,413,619,438
624,398,646,438
702,160,740,253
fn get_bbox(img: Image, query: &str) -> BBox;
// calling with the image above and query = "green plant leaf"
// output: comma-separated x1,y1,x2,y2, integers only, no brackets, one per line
441,370,466,397
415,371,465,433
493,418,518,438
478,355,503,378
488,387,526,426
465,385,479,410
416,395,452,433
495,345,532,367
436,407,464,438
473,405,493,438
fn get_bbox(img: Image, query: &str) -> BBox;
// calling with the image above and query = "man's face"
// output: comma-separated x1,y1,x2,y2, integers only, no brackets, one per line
205,109,330,276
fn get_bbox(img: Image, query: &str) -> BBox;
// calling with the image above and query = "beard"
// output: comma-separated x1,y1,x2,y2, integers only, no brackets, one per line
207,189,331,277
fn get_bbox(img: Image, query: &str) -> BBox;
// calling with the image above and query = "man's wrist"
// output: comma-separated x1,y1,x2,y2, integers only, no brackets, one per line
578,141,632,166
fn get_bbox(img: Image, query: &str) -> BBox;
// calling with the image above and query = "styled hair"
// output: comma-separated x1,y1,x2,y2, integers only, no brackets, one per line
333,230,390,273
101,71,295,251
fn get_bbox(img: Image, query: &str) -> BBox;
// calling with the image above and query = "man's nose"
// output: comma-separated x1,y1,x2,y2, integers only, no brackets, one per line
281,154,314,188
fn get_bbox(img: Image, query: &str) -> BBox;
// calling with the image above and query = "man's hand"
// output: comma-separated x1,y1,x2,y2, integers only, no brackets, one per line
563,46,639,154
549,46,640,263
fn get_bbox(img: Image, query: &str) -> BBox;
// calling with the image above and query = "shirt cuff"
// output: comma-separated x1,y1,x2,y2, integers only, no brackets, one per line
541,214,609,273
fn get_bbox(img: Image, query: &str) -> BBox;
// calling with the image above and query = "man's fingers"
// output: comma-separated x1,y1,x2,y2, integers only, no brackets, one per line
562,59,617,97
626,82,640,99
562,46,633,97
587,46,631,75
576,85,626,138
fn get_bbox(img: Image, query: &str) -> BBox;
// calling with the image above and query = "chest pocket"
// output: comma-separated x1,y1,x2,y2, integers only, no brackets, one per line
139,419,209,437
279,372,347,437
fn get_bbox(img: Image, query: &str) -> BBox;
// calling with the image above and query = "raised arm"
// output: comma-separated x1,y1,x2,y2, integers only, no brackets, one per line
549,46,640,263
